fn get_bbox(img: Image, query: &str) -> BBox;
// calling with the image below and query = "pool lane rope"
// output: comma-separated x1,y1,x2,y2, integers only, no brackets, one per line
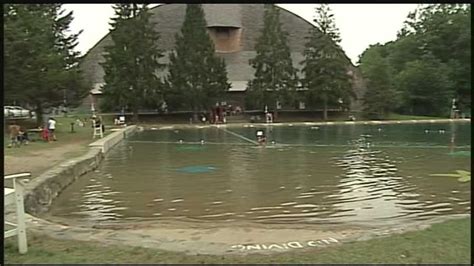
126,140,470,150
218,128,260,145
128,140,254,146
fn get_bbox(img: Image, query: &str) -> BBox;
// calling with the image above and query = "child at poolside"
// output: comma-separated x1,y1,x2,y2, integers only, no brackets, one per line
17,127,29,145
41,126,49,142
7,124,21,148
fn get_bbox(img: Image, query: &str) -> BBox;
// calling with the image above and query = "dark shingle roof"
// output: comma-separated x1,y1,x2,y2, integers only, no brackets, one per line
81,4,316,83
204,4,242,27
80,4,365,110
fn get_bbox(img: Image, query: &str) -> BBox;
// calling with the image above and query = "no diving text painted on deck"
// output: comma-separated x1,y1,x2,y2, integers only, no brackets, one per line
230,237,339,251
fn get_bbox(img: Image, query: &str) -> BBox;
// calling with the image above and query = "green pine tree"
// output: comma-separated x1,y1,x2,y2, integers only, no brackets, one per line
4,4,88,125
246,4,298,116
165,4,230,120
301,4,353,120
100,4,164,122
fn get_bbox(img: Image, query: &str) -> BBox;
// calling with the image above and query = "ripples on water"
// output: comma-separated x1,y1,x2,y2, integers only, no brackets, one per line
49,124,471,226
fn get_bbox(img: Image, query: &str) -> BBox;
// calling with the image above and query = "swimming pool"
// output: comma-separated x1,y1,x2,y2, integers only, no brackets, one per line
49,122,471,227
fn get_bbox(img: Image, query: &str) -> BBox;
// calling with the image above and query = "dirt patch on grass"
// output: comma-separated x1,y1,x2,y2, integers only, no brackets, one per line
4,142,89,178
26,212,468,256
5,217,470,264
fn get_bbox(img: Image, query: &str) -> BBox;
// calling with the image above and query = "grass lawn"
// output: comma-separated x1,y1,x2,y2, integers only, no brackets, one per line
4,218,470,264
384,113,445,120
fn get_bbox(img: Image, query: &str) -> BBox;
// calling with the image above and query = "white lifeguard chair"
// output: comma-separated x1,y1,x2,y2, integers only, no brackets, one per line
4,172,29,254
92,119,104,139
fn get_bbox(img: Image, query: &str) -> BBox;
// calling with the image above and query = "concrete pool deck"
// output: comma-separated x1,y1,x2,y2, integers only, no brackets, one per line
7,119,471,255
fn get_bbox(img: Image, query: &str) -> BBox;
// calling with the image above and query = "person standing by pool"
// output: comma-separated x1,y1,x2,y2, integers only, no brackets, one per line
47,117,57,141
7,123,21,148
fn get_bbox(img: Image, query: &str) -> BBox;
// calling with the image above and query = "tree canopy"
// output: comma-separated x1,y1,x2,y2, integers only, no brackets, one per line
359,4,470,117
359,44,399,118
100,4,165,121
301,4,353,120
4,4,88,125
246,4,299,112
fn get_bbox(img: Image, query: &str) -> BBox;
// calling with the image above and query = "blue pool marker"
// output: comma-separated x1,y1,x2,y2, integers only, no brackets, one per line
177,165,217,173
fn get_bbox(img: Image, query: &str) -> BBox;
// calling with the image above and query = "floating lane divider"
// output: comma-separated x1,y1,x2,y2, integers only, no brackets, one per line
126,140,470,149
218,128,260,145
127,140,253,146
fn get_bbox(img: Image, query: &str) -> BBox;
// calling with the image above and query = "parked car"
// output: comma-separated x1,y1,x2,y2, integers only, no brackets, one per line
4,106,31,118
4,106,12,117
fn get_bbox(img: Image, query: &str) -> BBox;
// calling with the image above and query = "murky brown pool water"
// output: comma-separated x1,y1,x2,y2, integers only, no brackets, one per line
49,123,471,227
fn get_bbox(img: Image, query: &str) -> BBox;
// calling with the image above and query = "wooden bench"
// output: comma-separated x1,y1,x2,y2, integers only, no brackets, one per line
27,128,43,141
4,173,29,254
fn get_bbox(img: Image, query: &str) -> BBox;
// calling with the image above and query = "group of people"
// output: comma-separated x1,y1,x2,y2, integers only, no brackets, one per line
7,113,115,149
39,117,57,142
210,106,226,124
203,104,243,124
7,117,56,148
7,125,29,148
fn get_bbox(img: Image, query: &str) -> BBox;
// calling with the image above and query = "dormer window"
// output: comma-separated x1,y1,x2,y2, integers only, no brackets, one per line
207,26,242,53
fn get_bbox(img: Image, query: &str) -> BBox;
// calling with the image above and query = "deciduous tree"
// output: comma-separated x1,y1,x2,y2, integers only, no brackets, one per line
359,44,399,119
395,53,454,116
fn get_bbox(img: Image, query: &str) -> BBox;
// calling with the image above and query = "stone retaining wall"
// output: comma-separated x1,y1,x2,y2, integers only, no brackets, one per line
89,125,137,153
23,125,137,215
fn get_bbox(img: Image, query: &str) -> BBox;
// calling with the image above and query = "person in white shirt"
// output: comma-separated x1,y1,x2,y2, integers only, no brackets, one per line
47,117,57,141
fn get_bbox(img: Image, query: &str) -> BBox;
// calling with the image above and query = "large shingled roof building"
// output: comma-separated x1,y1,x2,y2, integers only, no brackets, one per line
81,4,366,112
